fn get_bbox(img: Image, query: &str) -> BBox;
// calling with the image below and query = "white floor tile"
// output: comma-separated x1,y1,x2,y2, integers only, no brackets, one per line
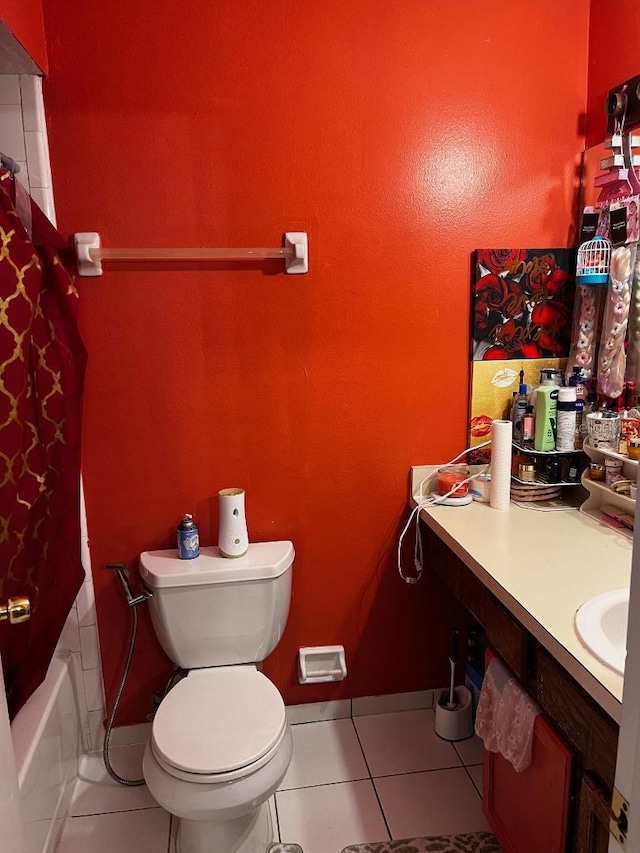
468,764,483,797
354,710,461,777
58,807,171,853
375,768,490,839
71,743,158,815
453,733,484,766
279,719,368,790
276,780,389,853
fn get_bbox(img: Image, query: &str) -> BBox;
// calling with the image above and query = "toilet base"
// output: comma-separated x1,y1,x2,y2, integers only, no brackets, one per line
177,798,273,853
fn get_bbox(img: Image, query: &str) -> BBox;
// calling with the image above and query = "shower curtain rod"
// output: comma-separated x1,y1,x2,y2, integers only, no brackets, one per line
74,231,308,276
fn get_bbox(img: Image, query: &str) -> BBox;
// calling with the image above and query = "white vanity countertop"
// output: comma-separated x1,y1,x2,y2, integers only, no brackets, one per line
412,466,631,723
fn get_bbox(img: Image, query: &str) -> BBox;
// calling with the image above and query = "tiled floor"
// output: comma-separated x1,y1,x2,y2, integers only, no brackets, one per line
57,709,487,853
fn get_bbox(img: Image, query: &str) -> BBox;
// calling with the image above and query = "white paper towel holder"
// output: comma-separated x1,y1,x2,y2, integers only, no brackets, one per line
489,418,513,511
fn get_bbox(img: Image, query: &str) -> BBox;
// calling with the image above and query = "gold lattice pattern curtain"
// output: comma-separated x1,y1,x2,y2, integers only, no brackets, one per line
0,171,86,717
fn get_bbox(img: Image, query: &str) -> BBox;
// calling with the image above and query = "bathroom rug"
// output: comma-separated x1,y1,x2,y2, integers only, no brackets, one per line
340,832,501,853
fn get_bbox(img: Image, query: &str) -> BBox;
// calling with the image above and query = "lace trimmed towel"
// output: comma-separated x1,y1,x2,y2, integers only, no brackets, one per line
474,657,540,772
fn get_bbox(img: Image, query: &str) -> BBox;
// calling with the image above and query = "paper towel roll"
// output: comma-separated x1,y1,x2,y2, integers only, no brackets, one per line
490,419,512,510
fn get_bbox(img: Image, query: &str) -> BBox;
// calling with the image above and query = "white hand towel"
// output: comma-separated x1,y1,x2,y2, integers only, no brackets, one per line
475,656,540,772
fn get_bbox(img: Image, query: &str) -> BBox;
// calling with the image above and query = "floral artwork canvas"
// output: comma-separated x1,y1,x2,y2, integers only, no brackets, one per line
473,248,576,361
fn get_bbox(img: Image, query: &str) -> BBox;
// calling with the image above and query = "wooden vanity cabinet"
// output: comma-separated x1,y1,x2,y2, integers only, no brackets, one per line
576,773,612,853
420,521,619,853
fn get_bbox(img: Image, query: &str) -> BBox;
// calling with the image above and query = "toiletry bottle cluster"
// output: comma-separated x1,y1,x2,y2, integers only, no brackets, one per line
510,366,590,453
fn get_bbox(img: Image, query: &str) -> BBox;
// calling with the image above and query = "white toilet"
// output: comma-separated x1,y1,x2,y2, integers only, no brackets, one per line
139,540,295,853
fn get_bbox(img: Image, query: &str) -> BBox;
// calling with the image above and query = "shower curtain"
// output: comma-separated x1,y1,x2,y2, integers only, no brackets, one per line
0,170,86,717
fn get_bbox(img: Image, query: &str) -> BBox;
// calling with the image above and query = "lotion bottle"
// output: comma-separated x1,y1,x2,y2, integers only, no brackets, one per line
534,385,559,451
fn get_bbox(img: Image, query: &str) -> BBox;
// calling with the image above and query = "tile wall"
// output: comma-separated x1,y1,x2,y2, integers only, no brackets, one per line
0,75,106,752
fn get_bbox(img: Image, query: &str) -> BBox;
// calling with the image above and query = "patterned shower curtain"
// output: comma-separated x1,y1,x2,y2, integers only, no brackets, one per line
0,170,86,718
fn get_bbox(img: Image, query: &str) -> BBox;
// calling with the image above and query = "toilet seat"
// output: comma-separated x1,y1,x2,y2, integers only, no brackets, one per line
151,666,287,783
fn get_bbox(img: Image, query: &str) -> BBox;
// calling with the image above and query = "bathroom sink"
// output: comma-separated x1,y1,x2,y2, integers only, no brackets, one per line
575,588,629,675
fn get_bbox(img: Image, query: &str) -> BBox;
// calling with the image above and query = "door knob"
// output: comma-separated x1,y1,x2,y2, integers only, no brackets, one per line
0,597,31,624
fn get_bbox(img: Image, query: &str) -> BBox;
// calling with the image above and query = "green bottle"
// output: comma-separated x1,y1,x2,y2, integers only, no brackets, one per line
534,385,559,451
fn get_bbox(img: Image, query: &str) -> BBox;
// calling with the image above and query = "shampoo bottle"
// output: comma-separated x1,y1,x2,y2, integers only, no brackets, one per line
534,385,559,451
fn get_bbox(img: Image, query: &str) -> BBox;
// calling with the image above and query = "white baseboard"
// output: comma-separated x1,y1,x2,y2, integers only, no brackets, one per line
285,689,434,724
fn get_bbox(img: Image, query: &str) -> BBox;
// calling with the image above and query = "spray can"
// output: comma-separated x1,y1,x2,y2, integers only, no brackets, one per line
177,514,200,560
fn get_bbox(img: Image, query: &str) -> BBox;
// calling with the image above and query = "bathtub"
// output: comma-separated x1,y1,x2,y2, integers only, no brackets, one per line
11,653,81,853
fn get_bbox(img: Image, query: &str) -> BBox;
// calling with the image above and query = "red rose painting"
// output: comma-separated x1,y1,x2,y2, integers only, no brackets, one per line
473,248,575,361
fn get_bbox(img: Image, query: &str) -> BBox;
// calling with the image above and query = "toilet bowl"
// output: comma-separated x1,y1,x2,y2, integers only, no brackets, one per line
143,666,293,853
139,542,295,853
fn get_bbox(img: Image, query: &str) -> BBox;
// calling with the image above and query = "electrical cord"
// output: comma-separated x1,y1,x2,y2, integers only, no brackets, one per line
397,440,492,584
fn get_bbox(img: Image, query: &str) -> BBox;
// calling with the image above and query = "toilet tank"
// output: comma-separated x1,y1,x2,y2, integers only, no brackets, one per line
139,541,294,669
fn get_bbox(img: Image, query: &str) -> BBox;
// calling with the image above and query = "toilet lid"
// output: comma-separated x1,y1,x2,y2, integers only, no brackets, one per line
151,667,286,775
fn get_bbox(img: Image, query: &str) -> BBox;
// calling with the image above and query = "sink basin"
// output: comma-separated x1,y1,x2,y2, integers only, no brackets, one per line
575,588,629,675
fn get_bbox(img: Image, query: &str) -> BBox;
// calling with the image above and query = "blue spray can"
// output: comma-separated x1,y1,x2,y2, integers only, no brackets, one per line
177,514,200,559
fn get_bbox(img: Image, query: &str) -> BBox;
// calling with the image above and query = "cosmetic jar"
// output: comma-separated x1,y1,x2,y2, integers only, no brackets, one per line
437,465,470,497
518,463,536,482
629,438,640,460
605,457,624,485
589,463,605,482
586,412,621,449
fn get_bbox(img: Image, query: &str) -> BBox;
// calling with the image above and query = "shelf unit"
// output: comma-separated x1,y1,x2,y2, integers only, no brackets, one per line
512,442,586,488
581,440,637,539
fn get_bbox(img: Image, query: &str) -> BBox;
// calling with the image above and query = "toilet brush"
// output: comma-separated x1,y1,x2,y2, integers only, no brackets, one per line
434,628,473,741
447,630,459,710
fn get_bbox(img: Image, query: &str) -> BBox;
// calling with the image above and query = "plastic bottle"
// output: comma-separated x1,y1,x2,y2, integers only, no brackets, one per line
511,383,528,442
529,368,558,411
534,384,560,451
522,405,535,445
569,366,586,448
556,387,577,451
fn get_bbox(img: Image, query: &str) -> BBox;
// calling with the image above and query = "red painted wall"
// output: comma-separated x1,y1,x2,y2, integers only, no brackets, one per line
587,0,640,148
0,0,47,72
42,0,589,724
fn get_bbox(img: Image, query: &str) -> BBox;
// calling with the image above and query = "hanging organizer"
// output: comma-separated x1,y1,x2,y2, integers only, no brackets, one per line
74,231,309,276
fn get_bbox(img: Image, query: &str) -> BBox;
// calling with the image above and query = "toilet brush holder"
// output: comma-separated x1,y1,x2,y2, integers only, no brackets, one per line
434,685,474,742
